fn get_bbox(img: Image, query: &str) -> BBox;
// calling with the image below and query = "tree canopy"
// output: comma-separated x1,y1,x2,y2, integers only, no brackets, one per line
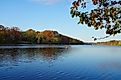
0,25,83,44
70,0,121,40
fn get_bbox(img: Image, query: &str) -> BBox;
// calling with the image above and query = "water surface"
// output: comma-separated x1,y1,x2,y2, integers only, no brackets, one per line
0,45,121,80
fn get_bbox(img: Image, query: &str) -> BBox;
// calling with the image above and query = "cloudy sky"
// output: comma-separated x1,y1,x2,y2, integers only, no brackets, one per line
0,0,120,42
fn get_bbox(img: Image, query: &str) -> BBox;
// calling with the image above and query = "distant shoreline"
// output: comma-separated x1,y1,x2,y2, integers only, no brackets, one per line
97,40,121,46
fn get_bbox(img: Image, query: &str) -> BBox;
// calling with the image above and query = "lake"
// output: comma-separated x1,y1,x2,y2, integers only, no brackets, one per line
0,45,121,80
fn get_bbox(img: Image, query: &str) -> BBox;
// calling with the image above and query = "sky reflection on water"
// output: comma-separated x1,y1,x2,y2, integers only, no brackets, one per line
0,45,121,80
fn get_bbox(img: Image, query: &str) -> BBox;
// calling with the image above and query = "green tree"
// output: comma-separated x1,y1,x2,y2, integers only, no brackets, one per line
25,29,36,43
70,0,121,40
36,32,45,44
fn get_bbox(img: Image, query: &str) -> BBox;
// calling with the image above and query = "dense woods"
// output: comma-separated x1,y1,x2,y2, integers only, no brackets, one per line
0,25,21,44
0,25,83,44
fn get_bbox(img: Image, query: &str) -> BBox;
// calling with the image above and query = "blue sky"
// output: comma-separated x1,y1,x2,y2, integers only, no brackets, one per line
0,0,120,42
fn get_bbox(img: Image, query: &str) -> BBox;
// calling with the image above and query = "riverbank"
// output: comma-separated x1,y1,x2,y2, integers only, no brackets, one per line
97,40,121,46
0,43,85,46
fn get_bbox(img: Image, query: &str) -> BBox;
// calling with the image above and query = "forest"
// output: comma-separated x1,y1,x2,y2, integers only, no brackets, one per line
0,25,83,44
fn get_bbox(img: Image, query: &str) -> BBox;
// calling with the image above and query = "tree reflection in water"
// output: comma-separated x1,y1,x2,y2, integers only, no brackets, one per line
0,47,70,67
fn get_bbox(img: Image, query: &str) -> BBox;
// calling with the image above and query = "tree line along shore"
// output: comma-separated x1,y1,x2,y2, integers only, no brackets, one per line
0,25,83,45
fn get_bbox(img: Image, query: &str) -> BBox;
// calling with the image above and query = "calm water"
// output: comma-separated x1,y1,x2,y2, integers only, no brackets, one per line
0,45,121,80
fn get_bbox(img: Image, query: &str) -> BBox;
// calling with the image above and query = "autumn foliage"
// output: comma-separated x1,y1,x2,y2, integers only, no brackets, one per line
0,25,83,44
0,25,21,43
70,0,121,40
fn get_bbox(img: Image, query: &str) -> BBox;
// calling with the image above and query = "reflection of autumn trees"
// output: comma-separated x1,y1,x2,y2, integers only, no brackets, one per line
0,48,68,66
0,49,20,65
40,48,65,59
0,25,83,44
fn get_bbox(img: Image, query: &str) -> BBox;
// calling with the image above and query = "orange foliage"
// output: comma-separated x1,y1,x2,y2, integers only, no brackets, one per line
43,30,55,41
